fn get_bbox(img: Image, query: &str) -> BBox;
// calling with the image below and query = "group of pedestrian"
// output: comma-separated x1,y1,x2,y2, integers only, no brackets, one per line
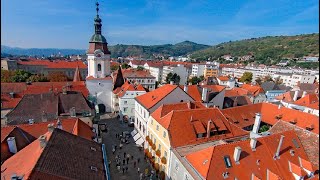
112,130,145,179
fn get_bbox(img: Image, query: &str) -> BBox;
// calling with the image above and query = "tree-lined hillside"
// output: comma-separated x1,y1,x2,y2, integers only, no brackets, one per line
190,33,319,65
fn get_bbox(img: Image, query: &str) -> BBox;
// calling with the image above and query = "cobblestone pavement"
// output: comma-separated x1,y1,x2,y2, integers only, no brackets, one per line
100,115,157,180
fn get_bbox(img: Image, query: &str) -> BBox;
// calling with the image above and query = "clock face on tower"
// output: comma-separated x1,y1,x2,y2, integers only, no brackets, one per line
94,49,103,58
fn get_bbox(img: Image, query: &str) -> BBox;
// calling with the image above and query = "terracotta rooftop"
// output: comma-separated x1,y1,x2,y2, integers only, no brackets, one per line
269,120,319,169
294,94,319,109
181,85,225,102
185,130,316,180
221,103,319,134
17,60,87,69
152,108,248,148
240,84,265,96
113,81,146,98
1,128,106,180
275,91,304,102
6,92,92,125
217,76,229,81
1,81,89,98
1,118,94,162
135,84,191,110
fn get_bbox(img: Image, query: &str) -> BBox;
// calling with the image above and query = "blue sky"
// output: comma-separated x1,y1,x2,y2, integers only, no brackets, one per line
1,0,319,49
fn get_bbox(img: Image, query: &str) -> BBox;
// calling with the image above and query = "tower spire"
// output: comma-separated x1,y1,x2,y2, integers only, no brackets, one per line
96,1,99,15
94,1,102,35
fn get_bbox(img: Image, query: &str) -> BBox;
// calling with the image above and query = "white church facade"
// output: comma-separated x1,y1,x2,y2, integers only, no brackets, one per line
85,2,113,113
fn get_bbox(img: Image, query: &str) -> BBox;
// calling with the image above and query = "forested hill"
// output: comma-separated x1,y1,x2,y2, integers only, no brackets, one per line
108,41,210,58
190,33,319,64
1,41,210,58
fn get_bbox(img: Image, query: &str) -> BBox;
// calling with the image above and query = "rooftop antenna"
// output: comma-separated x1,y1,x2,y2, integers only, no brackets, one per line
96,1,99,16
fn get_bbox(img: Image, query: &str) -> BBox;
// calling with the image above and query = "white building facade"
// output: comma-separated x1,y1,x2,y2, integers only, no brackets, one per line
162,64,190,85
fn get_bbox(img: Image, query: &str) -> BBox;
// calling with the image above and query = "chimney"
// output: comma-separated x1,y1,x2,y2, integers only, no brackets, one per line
57,118,63,129
293,90,299,101
278,104,282,109
184,85,188,92
62,86,67,94
206,120,212,138
252,113,261,134
7,137,17,154
39,135,47,148
28,119,34,125
233,146,242,164
9,92,15,99
250,138,257,151
202,87,208,102
47,123,54,133
302,91,307,98
187,101,191,109
188,82,192,85
42,111,47,122
170,81,174,85
274,135,285,159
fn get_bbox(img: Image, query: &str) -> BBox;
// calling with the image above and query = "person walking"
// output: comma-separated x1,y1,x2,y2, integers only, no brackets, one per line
108,160,111,168
131,155,134,160
126,157,129,164
124,152,126,158
134,161,136,168
125,166,128,172
122,167,125,174
139,173,143,180
117,165,121,172
123,159,125,165
112,148,115,154
137,157,140,163
137,167,140,174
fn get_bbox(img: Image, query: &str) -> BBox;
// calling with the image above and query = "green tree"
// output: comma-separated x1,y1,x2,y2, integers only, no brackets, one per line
165,73,173,84
171,73,180,84
137,66,144,71
263,75,273,82
1,70,15,82
189,76,202,85
11,70,32,82
240,72,253,83
27,74,48,82
111,65,118,71
255,77,262,85
47,72,68,82
259,125,270,133
121,63,131,69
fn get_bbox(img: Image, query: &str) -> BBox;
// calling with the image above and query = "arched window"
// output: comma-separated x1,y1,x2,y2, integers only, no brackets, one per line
97,64,101,71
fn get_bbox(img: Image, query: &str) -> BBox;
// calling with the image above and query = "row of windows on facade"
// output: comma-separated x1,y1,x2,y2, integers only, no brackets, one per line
128,79,154,83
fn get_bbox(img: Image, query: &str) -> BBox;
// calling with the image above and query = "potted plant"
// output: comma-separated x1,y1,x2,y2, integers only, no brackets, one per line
156,149,161,157
161,157,167,164
154,163,160,172
160,171,165,180
152,144,156,150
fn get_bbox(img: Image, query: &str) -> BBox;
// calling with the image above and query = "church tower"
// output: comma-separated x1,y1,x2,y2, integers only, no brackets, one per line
86,1,113,113
87,2,111,78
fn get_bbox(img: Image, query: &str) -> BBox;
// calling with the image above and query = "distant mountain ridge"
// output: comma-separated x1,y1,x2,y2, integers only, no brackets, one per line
1,41,210,58
190,33,319,64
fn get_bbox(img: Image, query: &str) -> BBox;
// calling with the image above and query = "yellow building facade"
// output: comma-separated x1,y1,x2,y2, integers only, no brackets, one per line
146,116,171,173
204,68,218,78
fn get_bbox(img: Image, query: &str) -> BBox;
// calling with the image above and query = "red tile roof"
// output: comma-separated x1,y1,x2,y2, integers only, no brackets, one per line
181,85,225,101
221,103,319,134
240,84,265,96
1,81,89,98
269,120,319,169
113,81,146,98
1,118,93,142
294,94,319,109
135,84,181,109
217,76,229,81
86,76,113,80
1,128,105,180
153,108,248,148
17,60,87,69
185,130,315,180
